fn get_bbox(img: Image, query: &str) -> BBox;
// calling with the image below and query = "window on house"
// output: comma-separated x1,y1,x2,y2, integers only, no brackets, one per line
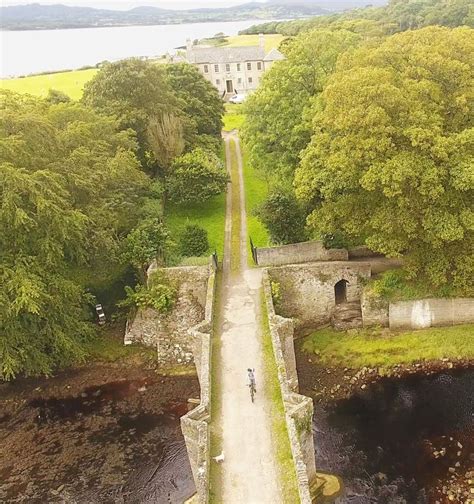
237,77,242,84
204,65,209,73
214,64,219,72
247,62,252,70
237,63,241,71
257,62,262,71
226,63,230,72
216,79,220,85
248,77,253,84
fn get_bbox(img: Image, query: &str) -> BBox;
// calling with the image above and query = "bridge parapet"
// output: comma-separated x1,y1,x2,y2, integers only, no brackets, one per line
181,259,217,504
262,269,342,503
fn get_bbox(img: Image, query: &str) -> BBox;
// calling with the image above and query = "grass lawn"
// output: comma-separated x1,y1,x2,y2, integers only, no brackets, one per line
167,193,226,260
223,103,246,131
229,138,241,273
301,325,474,369
0,68,98,100
226,34,285,52
243,148,270,254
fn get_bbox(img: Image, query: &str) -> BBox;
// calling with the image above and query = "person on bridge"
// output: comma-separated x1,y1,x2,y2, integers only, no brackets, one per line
247,368,256,393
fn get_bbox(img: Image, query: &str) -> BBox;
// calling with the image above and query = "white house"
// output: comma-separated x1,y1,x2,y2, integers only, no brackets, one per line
186,34,285,96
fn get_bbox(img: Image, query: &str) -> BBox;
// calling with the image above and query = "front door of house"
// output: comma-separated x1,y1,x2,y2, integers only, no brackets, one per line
226,80,233,93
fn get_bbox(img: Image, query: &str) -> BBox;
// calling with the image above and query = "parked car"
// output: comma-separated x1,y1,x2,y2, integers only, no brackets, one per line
95,304,106,325
229,93,246,104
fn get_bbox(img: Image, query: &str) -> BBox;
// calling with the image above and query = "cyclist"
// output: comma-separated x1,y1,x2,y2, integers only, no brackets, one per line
247,368,256,393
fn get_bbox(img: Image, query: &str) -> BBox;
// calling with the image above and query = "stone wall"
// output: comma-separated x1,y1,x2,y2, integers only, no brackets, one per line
256,241,348,267
389,298,474,330
124,264,210,366
180,261,217,504
262,270,320,503
360,291,389,328
269,262,372,331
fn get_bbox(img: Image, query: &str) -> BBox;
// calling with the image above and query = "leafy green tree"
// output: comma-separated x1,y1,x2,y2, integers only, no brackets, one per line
46,88,71,104
256,189,307,245
0,90,152,379
122,218,170,281
179,225,209,257
295,27,474,291
166,148,228,204
82,58,177,168
242,29,360,179
165,63,224,142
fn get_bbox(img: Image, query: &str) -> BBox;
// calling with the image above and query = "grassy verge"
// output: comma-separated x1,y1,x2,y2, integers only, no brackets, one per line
242,148,270,262
260,291,301,502
1,68,98,99
223,103,245,131
229,138,241,273
302,325,474,369
167,193,226,260
209,269,224,503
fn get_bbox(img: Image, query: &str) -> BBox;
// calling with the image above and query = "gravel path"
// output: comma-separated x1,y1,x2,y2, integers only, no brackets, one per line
215,133,283,503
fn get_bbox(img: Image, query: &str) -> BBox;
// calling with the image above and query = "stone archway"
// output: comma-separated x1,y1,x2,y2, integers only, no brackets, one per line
334,279,349,305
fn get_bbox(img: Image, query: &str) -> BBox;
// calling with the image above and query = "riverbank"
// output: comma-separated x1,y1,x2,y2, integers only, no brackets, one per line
0,329,199,503
296,339,474,503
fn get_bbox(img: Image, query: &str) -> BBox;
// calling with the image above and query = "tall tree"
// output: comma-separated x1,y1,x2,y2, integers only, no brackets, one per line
295,27,474,291
82,58,177,169
242,29,360,180
0,91,152,379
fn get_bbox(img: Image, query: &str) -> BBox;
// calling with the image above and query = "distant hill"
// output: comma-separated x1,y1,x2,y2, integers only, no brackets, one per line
0,2,331,30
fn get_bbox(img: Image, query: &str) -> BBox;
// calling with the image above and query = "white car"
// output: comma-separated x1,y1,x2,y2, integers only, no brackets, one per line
229,93,246,104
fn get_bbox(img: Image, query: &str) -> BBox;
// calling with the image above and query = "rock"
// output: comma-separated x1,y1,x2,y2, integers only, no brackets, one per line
361,384,367,390
448,467,456,474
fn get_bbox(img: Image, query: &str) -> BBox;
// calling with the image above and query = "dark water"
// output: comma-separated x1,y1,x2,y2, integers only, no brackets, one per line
313,369,474,503
0,379,195,503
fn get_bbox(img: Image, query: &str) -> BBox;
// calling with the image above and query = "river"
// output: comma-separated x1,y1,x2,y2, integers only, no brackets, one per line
0,19,276,78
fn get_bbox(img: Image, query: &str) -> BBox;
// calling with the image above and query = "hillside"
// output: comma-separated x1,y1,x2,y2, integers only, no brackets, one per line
0,2,330,31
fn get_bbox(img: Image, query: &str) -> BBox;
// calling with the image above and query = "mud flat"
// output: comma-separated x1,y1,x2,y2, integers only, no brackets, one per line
0,363,199,503
296,344,474,503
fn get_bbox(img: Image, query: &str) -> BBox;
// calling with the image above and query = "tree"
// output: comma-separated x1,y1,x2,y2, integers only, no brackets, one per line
46,88,71,104
164,63,224,144
256,190,307,245
242,29,360,180
166,148,228,204
295,27,474,291
147,112,185,178
82,58,177,168
179,225,209,257
122,218,171,281
0,90,152,379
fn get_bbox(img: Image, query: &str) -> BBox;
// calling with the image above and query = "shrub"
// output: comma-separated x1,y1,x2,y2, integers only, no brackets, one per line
256,189,307,245
179,224,209,257
120,271,176,313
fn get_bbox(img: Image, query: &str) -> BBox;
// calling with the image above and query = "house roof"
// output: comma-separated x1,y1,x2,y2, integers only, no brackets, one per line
263,48,285,62
187,45,266,64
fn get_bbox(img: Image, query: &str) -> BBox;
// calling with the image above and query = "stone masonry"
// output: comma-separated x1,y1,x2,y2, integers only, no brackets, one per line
124,263,210,367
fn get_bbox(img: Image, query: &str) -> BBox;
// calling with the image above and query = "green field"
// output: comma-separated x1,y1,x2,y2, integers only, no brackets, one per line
243,148,270,253
0,68,98,100
225,34,285,52
223,103,246,131
301,325,474,369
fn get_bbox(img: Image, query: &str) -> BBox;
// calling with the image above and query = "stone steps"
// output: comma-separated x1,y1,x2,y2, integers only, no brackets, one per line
332,301,363,330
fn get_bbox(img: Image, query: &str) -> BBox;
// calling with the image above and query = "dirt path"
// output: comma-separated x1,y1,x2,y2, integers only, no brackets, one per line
214,133,283,503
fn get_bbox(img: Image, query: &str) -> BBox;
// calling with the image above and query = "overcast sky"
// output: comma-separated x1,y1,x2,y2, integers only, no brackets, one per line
2,0,248,8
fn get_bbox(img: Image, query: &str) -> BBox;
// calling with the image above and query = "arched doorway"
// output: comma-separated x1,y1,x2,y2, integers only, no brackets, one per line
334,279,348,305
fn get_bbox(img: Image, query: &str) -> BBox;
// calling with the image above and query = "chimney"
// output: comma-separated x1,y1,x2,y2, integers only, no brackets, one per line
259,33,265,49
